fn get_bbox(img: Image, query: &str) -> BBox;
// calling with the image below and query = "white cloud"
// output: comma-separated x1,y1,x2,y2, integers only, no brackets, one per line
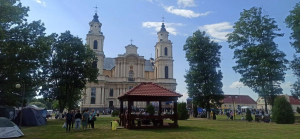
142,22,184,35
281,81,292,89
178,92,188,102
143,0,153,3
163,6,210,18
177,0,196,7
199,22,233,42
229,81,244,88
35,0,46,6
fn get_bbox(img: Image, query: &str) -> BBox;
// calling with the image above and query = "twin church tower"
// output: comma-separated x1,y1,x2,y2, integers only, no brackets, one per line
82,13,176,111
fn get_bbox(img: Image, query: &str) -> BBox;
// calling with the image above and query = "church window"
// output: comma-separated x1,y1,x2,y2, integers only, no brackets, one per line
92,61,97,68
91,87,96,104
164,47,168,56
161,34,163,36
110,89,114,97
165,66,168,79
105,75,109,78
93,40,98,49
160,39,163,41
129,86,133,89
129,70,134,78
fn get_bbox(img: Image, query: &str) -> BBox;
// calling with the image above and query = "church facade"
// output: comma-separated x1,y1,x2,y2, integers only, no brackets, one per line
81,13,177,112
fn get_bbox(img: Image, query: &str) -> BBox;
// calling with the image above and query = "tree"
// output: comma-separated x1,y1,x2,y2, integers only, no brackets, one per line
0,0,51,106
285,2,300,99
227,7,288,113
246,109,253,122
28,98,53,109
40,31,99,115
193,103,198,118
272,96,295,124
178,102,189,120
184,30,224,119
297,107,300,114
146,104,155,115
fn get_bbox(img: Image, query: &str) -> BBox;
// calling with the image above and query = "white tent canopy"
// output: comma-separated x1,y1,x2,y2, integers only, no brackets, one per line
0,117,24,138
241,106,252,109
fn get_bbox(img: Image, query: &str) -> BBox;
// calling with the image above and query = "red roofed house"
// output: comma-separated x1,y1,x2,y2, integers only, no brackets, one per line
221,95,257,111
118,82,182,129
257,94,300,113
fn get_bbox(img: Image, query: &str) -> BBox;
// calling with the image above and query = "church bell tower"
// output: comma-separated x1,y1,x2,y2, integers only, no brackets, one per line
154,21,174,79
86,12,105,75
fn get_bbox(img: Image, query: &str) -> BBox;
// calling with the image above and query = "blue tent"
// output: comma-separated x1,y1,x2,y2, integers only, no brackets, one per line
14,106,47,126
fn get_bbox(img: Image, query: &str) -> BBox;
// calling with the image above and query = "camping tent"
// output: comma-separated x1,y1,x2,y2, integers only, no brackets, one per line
0,117,24,138
14,106,47,126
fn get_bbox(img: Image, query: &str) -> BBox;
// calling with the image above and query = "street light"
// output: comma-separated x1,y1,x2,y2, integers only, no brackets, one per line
229,95,238,120
236,86,242,110
15,83,25,128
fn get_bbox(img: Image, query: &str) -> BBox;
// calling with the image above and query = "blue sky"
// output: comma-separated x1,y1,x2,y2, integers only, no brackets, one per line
21,0,299,102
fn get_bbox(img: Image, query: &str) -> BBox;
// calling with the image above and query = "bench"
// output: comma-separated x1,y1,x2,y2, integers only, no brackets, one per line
255,115,270,123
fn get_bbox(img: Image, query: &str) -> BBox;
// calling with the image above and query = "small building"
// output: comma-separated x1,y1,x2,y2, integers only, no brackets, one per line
221,95,257,111
257,94,300,113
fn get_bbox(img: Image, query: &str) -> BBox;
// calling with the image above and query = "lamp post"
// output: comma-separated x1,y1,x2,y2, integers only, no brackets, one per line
15,83,25,128
230,95,238,120
236,86,242,110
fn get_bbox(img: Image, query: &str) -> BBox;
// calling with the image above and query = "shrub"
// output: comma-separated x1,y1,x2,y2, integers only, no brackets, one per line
272,96,295,124
246,108,253,122
178,102,189,120
111,110,119,117
146,104,155,115
297,107,300,114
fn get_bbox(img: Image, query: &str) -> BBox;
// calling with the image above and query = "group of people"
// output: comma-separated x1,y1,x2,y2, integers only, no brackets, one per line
64,109,96,132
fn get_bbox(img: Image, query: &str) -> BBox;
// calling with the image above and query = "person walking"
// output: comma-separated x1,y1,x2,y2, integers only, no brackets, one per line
65,110,74,132
90,109,96,129
82,109,89,130
74,110,82,131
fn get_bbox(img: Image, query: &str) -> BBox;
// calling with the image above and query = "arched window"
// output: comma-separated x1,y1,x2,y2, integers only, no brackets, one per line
91,87,96,104
105,75,109,78
93,40,98,49
92,61,97,68
128,70,134,81
165,66,168,79
164,47,168,56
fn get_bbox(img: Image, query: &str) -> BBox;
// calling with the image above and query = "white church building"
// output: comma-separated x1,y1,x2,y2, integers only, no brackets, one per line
81,13,177,112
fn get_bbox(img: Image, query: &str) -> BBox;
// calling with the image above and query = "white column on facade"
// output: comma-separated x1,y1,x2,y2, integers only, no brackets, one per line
101,87,104,105
86,87,91,104
137,63,139,78
124,61,126,77
122,88,125,95
116,88,119,105
96,87,100,104
118,62,120,77
143,64,145,78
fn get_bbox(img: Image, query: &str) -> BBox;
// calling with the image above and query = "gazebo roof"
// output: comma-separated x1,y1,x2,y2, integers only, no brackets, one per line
118,82,182,100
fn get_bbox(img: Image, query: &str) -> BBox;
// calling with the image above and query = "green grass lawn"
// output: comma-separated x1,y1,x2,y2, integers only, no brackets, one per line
21,115,300,139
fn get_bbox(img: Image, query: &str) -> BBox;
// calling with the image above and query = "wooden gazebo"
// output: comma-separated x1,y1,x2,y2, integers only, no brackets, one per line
117,82,182,129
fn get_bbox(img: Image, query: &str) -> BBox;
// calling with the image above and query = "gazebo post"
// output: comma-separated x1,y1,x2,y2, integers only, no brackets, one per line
158,101,162,116
173,100,178,127
119,100,123,126
128,100,132,129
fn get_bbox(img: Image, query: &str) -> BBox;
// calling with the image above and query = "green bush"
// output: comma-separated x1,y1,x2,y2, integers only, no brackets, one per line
272,96,295,124
146,105,155,115
296,107,300,114
112,110,119,117
178,102,189,120
246,108,253,122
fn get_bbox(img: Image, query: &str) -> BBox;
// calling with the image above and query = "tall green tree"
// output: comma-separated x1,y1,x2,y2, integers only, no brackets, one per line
0,0,50,106
184,30,224,119
227,7,288,113
285,2,300,99
40,31,98,114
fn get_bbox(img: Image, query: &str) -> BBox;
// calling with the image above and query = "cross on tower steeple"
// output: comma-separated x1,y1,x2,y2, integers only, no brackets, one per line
130,38,133,45
162,16,165,23
93,5,98,13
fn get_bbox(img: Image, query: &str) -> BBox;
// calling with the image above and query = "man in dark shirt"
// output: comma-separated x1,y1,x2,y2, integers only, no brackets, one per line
65,110,73,132
74,110,82,131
